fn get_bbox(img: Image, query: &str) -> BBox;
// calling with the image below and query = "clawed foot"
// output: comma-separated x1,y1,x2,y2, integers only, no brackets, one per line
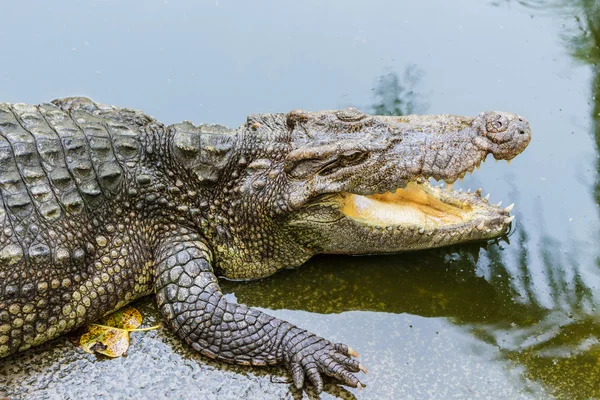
283,328,367,393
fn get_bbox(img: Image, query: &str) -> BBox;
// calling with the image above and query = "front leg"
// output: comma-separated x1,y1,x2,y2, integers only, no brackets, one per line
154,231,366,393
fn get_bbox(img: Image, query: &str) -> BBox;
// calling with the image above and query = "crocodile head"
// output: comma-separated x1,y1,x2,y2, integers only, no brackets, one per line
274,107,531,255
182,107,530,279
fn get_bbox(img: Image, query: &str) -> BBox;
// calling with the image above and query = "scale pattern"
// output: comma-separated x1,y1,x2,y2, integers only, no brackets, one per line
0,99,530,392
0,99,154,357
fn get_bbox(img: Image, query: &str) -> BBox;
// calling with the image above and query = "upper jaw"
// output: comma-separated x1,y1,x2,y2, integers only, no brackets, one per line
420,147,489,185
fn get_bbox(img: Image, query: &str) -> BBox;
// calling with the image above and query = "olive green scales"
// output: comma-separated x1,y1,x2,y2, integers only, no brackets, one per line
0,97,530,392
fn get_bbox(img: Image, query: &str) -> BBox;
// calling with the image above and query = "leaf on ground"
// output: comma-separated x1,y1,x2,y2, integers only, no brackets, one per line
99,307,143,330
79,307,160,357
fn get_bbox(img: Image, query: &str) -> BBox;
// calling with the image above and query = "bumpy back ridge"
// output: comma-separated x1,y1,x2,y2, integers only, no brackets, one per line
0,98,154,264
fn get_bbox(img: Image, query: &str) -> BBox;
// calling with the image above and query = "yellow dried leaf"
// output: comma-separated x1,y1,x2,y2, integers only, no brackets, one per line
98,307,143,330
80,325,131,357
78,306,159,358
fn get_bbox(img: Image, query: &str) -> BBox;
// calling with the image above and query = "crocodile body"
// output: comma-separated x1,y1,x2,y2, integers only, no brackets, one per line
0,98,531,392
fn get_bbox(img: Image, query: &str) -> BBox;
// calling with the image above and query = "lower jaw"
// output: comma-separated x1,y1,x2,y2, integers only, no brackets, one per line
321,217,509,255
333,181,511,246
292,182,512,254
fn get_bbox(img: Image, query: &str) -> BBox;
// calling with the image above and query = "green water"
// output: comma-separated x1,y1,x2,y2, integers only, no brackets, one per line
1,1,600,399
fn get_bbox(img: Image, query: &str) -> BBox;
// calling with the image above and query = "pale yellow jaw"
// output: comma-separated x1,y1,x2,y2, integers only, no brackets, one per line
341,182,472,227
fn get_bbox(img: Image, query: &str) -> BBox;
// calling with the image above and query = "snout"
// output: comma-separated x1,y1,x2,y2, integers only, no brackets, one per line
474,112,532,160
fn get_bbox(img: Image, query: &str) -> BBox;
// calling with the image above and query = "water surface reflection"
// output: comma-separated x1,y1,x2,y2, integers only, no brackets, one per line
226,5,600,393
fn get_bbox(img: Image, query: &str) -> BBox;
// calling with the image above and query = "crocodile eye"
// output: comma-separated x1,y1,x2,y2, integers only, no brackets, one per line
316,151,367,176
341,151,367,165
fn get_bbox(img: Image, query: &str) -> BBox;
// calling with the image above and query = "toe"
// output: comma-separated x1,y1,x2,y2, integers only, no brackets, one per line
305,362,324,393
334,343,359,358
290,362,305,389
331,352,361,373
322,360,362,388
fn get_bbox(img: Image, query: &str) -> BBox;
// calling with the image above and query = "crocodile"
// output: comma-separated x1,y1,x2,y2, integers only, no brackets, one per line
0,98,530,392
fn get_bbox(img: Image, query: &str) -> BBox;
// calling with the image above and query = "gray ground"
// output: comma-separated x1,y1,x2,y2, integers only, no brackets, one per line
1,295,547,400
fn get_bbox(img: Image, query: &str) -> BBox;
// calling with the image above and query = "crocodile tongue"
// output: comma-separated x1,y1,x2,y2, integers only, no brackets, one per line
342,182,469,227
345,184,464,227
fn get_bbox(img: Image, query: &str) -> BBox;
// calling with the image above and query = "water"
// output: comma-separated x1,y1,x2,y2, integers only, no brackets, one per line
1,0,599,398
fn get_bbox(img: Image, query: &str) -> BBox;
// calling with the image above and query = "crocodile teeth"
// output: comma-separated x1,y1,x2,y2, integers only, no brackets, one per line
504,203,514,212
484,193,490,201
504,215,515,224
507,160,511,165
496,201,502,207
476,221,485,231
476,188,482,195
446,182,454,191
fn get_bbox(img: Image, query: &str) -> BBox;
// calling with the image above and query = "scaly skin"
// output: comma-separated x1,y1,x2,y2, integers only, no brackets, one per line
0,98,531,392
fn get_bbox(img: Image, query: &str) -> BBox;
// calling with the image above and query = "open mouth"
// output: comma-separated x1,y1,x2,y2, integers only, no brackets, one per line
340,180,514,235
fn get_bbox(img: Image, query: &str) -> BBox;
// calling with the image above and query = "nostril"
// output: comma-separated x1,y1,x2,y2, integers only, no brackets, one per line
519,130,525,134
518,118,523,122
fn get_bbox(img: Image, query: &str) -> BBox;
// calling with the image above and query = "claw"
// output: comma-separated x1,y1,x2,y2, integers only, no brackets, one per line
359,363,368,374
348,347,359,358
357,382,366,390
